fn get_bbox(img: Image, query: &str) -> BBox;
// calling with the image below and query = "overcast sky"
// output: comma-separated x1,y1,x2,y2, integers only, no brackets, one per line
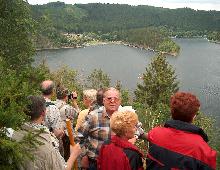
27,0,220,11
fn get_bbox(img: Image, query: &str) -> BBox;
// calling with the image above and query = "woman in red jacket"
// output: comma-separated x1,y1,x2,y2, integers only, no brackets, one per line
146,92,217,170
98,110,144,170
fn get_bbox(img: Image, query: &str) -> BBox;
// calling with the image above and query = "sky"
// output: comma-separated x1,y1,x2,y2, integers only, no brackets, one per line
27,0,220,11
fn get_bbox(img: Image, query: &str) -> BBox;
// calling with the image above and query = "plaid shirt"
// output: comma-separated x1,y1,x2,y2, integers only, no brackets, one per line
76,106,111,159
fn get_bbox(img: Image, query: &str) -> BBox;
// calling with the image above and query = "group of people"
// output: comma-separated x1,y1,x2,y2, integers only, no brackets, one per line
11,80,217,170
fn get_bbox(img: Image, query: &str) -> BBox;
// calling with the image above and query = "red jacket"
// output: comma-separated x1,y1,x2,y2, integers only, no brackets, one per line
97,135,143,170
146,120,217,170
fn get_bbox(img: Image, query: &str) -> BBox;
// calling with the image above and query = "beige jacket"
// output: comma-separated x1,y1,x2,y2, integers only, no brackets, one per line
75,109,89,131
12,123,66,170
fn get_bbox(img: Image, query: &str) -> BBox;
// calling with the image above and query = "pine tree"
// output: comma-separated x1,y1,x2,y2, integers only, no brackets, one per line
0,1,47,169
0,0,35,71
86,68,111,89
135,54,179,109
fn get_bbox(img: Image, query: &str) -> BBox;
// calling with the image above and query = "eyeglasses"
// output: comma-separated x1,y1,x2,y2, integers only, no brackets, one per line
105,97,120,102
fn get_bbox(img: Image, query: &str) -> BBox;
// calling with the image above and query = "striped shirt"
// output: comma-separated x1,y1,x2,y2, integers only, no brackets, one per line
77,107,111,159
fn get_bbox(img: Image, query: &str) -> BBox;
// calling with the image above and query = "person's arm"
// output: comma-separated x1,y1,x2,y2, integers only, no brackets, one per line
71,91,80,112
66,144,82,170
75,113,93,145
75,112,93,162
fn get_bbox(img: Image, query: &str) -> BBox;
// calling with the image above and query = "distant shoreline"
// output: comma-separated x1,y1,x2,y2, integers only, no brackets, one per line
36,40,178,56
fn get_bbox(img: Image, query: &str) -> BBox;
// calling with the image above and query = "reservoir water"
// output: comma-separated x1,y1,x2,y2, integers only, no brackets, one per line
35,38,220,123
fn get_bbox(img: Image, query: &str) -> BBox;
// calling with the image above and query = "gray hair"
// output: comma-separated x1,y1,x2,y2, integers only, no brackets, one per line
103,87,121,98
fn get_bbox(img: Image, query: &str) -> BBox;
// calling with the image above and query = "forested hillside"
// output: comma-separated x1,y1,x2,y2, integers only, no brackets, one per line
75,3,220,33
30,2,220,51
31,2,220,33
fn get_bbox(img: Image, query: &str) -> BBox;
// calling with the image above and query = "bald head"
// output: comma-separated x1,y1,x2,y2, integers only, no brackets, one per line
40,80,54,95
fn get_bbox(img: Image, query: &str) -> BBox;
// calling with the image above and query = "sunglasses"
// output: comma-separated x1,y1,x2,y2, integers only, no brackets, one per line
105,97,120,102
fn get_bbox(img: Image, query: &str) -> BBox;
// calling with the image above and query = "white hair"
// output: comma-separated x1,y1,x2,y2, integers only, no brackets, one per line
83,89,97,102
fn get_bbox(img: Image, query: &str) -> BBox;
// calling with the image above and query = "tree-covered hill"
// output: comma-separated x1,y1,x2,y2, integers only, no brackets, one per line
30,2,220,50
31,2,87,32
75,3,220,33
31,2,220,33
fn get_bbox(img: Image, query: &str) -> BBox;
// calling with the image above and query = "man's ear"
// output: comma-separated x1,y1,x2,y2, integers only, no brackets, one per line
41,110,46,117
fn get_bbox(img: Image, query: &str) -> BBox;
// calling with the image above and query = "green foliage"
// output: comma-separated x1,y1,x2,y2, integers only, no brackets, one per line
134,54,179,156
0,59,48,169
115,80,131,106
50,65,80,90
0,1,50,169
48,65,84,107
207,31,220,42
156,38,180,55
136,103,170,132
134,102,170,155
0,68,28,128
133,55,219,166
30,2,220,50
75,3,220,33
0,0,35,71
118,27,180,55
194,112,220,147
31,2,87,33
86,69,110,89
0,127,45,170
194,112,220,168
135,54,179,109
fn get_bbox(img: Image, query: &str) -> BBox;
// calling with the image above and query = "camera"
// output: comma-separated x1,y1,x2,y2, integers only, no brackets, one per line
135,122,145,138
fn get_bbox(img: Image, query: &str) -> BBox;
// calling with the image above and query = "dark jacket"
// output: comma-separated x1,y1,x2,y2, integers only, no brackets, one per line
98,135,143,170
146,120,216,170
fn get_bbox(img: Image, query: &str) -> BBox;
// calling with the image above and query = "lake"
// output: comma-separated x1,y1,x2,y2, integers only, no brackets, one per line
35,38,220,122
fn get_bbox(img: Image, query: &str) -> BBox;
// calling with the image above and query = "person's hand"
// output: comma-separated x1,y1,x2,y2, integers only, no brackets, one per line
128,136,137,144
71,91,78,100
70,143,82,157
81,155,89,169
67,144,82,170
53,129,65,138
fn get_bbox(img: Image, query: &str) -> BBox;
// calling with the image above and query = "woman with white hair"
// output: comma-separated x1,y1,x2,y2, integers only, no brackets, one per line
75,89,97,131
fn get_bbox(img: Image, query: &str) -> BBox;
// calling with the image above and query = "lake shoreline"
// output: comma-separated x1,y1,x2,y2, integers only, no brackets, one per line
36,41,178,56
35,38,220,124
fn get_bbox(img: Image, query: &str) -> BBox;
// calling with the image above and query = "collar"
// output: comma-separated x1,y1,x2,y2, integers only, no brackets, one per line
44,97,51,102
164,119,209,142
24,122,50,133
111,135,143,156
102,107,111,118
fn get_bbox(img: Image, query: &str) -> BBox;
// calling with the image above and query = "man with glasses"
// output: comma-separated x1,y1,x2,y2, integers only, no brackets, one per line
76,87,121,170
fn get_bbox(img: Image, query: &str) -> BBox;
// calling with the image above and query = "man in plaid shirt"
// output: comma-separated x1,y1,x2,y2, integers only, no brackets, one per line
77,87,121,170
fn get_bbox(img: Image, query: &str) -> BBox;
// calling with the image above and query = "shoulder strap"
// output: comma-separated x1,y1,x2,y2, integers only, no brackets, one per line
45,102,55,107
